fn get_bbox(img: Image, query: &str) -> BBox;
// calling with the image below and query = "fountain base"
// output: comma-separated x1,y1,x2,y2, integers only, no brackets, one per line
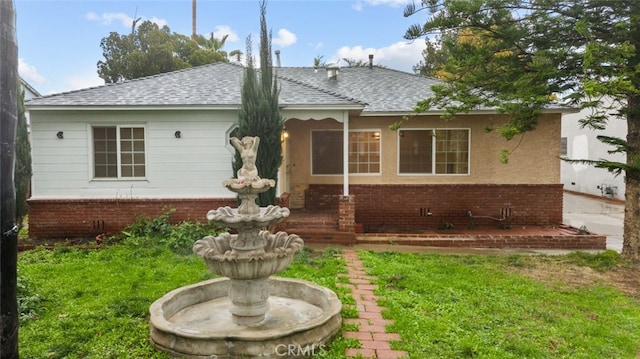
150,277,342,358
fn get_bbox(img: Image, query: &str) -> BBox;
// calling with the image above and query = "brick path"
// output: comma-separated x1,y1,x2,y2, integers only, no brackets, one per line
340,249,408,359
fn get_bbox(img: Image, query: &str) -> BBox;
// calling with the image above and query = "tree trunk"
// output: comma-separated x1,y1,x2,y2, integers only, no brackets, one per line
191,0,197,41
0,1,19,357
622,93,640,263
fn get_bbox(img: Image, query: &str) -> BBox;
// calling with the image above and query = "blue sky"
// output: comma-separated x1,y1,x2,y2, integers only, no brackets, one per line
16,0,428,95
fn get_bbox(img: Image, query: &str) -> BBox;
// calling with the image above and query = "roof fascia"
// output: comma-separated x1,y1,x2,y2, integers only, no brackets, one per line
282,108,354,123
25,105,241,111
281,104,364,111
361,107,579,117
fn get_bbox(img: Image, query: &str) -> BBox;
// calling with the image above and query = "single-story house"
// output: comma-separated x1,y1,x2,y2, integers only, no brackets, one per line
25,60,574,240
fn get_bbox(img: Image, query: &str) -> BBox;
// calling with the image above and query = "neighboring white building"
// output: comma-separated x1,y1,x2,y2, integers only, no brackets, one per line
561,97,626,201
20,77,41,132
21,78,41,100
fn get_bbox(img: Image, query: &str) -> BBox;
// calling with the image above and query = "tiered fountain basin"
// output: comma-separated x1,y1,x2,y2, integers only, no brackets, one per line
149,136,342,358
149,277,342,358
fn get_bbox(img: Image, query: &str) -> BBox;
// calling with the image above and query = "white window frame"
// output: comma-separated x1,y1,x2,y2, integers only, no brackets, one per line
310,129,382,176
90,124,147,181
397,128,470,175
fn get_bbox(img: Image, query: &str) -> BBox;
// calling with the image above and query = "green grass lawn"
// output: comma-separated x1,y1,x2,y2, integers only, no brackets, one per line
17,244,355,359
359,250,640,359
17,242,640,359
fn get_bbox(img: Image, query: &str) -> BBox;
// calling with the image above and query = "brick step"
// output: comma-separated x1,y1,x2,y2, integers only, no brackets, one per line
283,223,338,231
283,229,356,245
284,218,338,225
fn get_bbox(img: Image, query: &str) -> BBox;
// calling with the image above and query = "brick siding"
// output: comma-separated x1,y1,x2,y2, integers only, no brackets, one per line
27,198,238,239
28,184,563,239
305,184,564,230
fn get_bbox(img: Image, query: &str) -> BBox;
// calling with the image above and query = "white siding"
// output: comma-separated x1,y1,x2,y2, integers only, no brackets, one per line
561,98,626,200
30,110,238,199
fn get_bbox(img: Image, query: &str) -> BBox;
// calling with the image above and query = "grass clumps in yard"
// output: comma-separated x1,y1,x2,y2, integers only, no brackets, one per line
359,250,640,359
17,240,351,358
104,208,226,255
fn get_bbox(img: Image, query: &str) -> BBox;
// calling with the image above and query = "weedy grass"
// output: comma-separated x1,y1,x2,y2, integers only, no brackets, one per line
17,244,352,359
18,236,639,359
358,250,640,359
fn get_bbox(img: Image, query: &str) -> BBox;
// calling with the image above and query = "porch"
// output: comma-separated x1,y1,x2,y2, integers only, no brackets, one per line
282,208,607,250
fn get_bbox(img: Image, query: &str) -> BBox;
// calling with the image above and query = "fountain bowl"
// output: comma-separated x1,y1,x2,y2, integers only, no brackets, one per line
149,277,342,358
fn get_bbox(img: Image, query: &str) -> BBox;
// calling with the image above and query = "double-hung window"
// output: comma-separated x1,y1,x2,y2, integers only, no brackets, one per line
311,130,381,175
398,129,469,174
93,126,146,179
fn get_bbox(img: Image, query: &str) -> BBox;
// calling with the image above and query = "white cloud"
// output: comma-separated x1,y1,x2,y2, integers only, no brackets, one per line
212,25,240,43
355,0,409,11
273,29,297,47
145,16,168,28
18,59,46,85
85,12,134,28
333,40,426,73
364,0,411,6
85,12,167,29
65,73,105,92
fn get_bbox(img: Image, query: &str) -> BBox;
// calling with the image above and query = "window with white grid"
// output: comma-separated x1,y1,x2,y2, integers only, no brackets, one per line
398,129,469,174
311,130,381,175
93,126,146,179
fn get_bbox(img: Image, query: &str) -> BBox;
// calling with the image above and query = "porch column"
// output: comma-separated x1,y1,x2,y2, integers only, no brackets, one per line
342,112,349,196
338,195,356,232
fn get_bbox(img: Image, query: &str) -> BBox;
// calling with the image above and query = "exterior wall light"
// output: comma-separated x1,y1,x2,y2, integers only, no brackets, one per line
174,130,181,138
56,131,64,139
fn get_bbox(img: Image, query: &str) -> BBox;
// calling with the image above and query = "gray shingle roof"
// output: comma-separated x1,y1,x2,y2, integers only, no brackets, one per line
276,66,439,113
25,62,440,114
25,62,577,114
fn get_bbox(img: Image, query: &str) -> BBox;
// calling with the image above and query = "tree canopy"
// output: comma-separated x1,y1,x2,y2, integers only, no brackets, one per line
97,21,228,83
402,0,640,262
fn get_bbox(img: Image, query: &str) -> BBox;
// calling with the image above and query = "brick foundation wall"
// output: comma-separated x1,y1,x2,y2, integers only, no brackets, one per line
305,184,563,230
29,195,293,239
28,198,236,239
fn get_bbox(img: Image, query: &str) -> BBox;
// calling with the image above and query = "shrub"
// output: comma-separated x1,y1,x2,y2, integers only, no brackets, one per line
112,208,225,255
127,208,176,238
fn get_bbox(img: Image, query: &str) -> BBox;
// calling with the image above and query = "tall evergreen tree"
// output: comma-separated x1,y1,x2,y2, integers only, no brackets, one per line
15,85,31,229
401,0,640,262
233,0,283,206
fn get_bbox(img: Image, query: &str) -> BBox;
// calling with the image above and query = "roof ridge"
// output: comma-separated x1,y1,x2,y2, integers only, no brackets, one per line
275,71,368,106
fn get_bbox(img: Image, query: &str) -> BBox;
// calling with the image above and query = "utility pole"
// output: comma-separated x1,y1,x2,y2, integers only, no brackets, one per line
0,0,19,358
192,0,197,41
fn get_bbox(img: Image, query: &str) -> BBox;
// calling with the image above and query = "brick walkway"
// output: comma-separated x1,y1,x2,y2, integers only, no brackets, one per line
340,249,408,359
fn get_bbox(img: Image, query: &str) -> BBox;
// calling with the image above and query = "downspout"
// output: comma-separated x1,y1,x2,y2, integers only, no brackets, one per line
343,111,349,196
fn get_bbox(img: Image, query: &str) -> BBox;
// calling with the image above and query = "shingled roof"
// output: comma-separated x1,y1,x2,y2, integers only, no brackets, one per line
25,62,441,114
25,62,575,115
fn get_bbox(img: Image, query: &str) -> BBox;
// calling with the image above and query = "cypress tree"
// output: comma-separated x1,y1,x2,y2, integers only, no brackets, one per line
15,85,32,229
234,0,283,206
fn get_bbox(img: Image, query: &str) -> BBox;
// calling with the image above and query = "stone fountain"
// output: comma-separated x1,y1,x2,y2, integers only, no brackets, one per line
149,136,342,358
